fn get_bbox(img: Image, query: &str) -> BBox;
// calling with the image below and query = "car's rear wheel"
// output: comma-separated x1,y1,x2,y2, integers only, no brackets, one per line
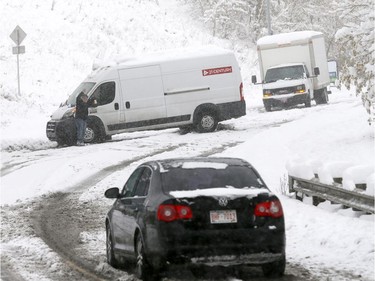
106,224,119,268
261,255,286,277
135,235,157,281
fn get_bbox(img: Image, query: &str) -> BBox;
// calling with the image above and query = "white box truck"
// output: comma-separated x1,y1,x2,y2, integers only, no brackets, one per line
46,46,245,145
252,31,330,111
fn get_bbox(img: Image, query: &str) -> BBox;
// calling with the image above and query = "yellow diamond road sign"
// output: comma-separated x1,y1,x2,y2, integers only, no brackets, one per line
10,25,27,45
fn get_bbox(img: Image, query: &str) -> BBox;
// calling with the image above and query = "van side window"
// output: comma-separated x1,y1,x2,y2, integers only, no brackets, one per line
91,82,115,106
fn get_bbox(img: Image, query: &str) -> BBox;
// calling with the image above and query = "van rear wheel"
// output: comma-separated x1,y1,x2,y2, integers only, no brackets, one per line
196,111,218,133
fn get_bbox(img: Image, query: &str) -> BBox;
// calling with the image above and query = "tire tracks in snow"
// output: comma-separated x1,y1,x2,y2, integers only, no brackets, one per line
3,115,318,280
31,145,182,281
30,141,253,281
29,138,327,281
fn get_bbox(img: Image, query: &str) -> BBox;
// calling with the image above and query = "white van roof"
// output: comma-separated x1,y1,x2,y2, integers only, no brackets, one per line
93,46,232,70
87,45,235,81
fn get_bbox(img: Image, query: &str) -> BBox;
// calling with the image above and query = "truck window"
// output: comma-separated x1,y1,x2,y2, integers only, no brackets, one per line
265,65,305,83
91,82,115,106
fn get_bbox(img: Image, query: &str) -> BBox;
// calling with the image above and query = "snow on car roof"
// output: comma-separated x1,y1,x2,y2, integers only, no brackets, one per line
181,162,228,169
170,187,270,199
156,157,249,173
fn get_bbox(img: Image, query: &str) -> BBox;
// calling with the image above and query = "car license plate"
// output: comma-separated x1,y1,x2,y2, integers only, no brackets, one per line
210,210,237,224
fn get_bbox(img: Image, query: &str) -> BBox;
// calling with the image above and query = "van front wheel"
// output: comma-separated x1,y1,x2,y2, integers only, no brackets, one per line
84,123,102,143
196,111,218,133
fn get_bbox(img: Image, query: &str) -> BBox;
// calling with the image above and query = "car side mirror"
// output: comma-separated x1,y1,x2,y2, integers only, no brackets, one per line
104,187,120,198
252,75,257,84
314,67,320,76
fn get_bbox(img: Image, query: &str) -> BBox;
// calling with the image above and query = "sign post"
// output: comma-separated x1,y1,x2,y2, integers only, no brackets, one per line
9,25,27,97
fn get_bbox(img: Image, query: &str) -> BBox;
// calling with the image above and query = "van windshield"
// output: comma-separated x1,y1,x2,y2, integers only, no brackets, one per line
63,82,96,107
265,65,305,83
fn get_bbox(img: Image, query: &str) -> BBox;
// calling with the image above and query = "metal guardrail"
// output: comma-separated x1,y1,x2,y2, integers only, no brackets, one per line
288,175,375,214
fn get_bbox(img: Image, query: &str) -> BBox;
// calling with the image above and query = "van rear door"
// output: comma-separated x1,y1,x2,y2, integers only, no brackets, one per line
119,65,166,128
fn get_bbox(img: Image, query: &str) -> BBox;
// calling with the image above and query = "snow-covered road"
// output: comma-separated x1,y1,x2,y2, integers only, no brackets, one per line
1,90,374,281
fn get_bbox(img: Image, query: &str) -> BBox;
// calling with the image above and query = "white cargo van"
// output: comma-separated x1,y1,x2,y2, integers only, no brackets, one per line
46,46,245,145
252,31,330,111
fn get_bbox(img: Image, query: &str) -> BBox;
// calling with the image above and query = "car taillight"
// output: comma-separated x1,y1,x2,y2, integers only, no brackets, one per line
157,204,193,222
239,82,244,101
254,200,283,218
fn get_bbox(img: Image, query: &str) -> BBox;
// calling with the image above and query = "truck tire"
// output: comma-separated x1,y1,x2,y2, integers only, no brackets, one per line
305,93,312,108
264,104,272,112
196,110,218,133
315,88,328,105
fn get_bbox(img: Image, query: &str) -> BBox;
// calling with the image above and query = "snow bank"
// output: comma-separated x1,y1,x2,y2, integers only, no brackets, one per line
287,159,375,194
286,159,315,179
317,161,353,184
342,165,374,191
366,173,375,196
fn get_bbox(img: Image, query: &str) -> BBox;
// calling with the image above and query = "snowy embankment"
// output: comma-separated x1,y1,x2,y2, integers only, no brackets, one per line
0,0,256,152
218,90,375,280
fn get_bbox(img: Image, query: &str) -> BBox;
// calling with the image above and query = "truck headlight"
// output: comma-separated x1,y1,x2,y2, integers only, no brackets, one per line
295,85,305,94
62,107,76,119
263,89,272,97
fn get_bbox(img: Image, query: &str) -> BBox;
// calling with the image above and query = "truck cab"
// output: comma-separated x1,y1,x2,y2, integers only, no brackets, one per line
257,63,316,111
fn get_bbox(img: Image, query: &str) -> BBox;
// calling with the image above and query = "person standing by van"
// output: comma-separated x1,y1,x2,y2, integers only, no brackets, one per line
75,92,96,146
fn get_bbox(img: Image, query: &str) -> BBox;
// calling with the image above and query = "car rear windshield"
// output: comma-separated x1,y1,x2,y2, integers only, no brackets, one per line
161,165,265,192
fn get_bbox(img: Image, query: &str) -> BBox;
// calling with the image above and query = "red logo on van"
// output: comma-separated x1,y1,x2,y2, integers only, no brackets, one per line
202,66,232,76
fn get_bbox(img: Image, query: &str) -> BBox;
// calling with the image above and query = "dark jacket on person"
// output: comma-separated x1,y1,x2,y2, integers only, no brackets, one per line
75,93,89,120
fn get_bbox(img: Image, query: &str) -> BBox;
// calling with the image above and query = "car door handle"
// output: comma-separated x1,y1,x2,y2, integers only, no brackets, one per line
114,103,119,110
125,101,130,109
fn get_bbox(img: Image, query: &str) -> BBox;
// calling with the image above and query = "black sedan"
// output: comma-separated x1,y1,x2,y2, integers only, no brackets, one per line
104,157,286,280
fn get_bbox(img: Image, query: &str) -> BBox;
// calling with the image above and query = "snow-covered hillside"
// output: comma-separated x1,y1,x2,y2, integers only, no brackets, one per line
0,0,257,149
